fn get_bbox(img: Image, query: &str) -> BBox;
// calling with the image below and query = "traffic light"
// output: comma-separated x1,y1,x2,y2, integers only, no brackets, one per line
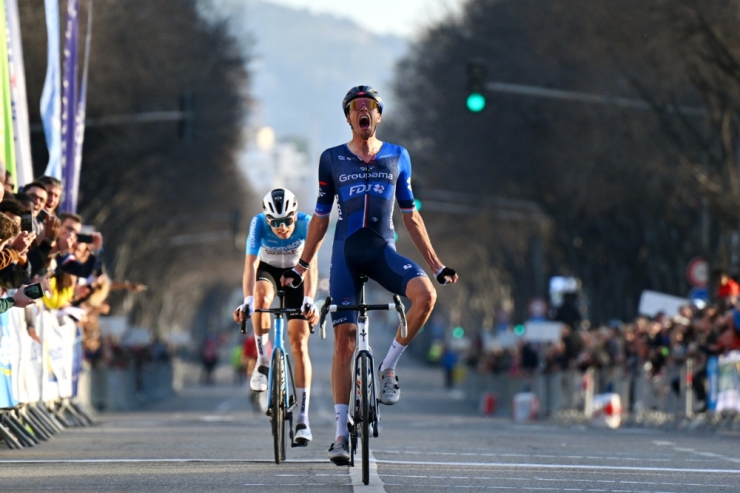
452,326,465,339
414,198,422,211
514,324,525,336
466,60,487,112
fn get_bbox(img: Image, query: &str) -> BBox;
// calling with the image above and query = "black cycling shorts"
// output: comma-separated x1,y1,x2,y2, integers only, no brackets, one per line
256,261,306,321
329,228,427,327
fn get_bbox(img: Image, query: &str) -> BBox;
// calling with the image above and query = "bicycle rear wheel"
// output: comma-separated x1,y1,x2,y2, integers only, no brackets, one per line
360,353,370,485
270,348,286,464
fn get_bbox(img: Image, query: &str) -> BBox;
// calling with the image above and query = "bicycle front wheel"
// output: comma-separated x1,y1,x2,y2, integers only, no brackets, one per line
270,348,286,464
360,353,371,485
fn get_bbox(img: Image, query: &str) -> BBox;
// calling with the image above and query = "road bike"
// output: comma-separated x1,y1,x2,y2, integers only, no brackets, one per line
240,290,312,464
318,274,407,485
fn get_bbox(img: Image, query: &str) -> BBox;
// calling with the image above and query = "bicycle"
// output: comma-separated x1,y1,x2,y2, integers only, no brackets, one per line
240,290,313,464
317,274,407,485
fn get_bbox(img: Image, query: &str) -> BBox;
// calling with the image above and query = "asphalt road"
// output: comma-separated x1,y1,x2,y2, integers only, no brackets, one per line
2,325,740,492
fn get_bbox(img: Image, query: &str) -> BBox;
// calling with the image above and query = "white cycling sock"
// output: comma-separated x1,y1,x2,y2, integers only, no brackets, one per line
255,333,269,365
334,404,349,439
296,388,310,425
380,339,407,372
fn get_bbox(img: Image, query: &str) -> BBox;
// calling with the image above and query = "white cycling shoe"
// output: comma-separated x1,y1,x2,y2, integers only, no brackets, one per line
378,367,400,405
250,365,269,392
294,423,312,446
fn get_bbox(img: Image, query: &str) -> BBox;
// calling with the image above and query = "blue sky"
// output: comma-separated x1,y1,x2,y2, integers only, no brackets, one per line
260,0,465,38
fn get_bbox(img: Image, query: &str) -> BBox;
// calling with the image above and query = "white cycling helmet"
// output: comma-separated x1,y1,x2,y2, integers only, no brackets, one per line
262,188,298,219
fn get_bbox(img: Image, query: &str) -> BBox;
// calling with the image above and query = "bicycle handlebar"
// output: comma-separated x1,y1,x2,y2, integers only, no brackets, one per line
254,306,315,334
238,306,316,334
317,295,408,339
239,307,248,334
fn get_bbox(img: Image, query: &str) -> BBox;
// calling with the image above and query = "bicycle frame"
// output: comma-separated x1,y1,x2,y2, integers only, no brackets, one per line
346,282,376,435
266,314,295,414
317,276,408,483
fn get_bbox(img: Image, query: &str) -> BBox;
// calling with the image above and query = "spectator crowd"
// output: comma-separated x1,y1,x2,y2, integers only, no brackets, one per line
0,170,147,377
466,278,740,413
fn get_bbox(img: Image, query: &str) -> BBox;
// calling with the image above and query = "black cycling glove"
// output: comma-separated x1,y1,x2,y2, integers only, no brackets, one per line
282,268,304,288
435,266,456,285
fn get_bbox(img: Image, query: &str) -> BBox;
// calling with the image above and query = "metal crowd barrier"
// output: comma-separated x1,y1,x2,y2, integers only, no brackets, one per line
462,358,727,423
0,306,94,449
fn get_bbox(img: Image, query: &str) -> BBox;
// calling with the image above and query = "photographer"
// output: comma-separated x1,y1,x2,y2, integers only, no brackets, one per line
54,212,103,278
0,284,39,313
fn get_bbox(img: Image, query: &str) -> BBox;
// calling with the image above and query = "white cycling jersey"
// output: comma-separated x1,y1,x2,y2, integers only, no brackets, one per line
246,212,311,268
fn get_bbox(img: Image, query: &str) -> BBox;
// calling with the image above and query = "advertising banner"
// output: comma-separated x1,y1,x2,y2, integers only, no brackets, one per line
0,0,17,183
0,311,18,408
41,0,62,178
41,311,63,402
59,0,79,213
5,0,34,186
716,351,740,413
58,316,77,399
17,308,41,404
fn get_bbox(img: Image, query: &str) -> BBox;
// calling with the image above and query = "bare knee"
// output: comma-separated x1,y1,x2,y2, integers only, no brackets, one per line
334,325,356,359
289,325,309,357
412,286,436,314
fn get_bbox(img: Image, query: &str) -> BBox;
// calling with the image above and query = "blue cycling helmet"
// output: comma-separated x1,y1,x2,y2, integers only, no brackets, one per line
342,86,384,115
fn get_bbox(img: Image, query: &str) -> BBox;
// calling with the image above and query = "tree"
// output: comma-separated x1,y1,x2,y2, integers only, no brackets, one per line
388,0,727,325
19,0,253,336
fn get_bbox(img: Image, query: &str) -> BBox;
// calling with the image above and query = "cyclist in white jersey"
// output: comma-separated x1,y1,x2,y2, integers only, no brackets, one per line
233,188,319,445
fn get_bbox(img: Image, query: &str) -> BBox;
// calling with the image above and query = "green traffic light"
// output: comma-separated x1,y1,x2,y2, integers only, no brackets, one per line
466,92,486,112
514,325,525,336
452,326,464,339
414,198,422,211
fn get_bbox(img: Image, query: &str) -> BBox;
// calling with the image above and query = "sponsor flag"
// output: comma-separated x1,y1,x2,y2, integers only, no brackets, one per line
0,0,16,186
6,0,33,187
59,0,79,213
41,0,62,179
64,1,91,213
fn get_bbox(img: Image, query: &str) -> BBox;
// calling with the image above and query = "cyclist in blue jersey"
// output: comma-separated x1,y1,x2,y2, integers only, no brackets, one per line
233,188,319,446
281,86,458,464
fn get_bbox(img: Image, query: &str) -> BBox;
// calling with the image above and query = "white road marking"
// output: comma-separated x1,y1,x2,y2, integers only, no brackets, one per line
0,458,326,464
374,458,740,474
350,449,385,493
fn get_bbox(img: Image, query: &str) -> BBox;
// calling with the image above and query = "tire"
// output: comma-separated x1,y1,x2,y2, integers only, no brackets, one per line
271,348,286,464
360,354,370,485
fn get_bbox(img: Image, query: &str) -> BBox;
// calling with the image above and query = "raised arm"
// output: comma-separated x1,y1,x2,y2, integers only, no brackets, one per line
397,147,457,285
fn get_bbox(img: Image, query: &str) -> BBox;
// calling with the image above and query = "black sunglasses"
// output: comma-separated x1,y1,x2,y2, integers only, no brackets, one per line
267,215,295,228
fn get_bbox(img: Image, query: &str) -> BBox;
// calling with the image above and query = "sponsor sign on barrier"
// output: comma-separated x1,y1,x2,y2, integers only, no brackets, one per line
717,351,740,413
707,356,719,411
0,311,17,408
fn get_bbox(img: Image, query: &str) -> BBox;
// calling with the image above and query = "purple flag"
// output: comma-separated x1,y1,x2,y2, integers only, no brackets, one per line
59,0,79,213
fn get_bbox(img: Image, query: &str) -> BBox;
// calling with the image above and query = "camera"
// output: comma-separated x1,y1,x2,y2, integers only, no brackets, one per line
76,233,94,244
20,213,33,233
23,283,44,300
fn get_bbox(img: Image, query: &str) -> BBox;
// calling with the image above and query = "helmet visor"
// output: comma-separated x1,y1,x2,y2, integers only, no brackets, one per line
267,214,295,228
346,98,379,112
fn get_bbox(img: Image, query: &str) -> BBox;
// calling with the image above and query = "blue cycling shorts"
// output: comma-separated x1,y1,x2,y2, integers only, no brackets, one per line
329,228,427,326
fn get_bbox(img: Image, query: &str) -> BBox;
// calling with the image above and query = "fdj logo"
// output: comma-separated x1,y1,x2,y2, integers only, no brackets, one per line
349,184,385,196
349,184,371,195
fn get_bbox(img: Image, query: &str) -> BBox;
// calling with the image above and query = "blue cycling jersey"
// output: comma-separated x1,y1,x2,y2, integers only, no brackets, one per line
315,143,416,242
246,212,311,269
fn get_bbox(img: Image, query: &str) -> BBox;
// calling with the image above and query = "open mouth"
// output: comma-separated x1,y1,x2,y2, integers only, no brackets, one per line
359,115,371,130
